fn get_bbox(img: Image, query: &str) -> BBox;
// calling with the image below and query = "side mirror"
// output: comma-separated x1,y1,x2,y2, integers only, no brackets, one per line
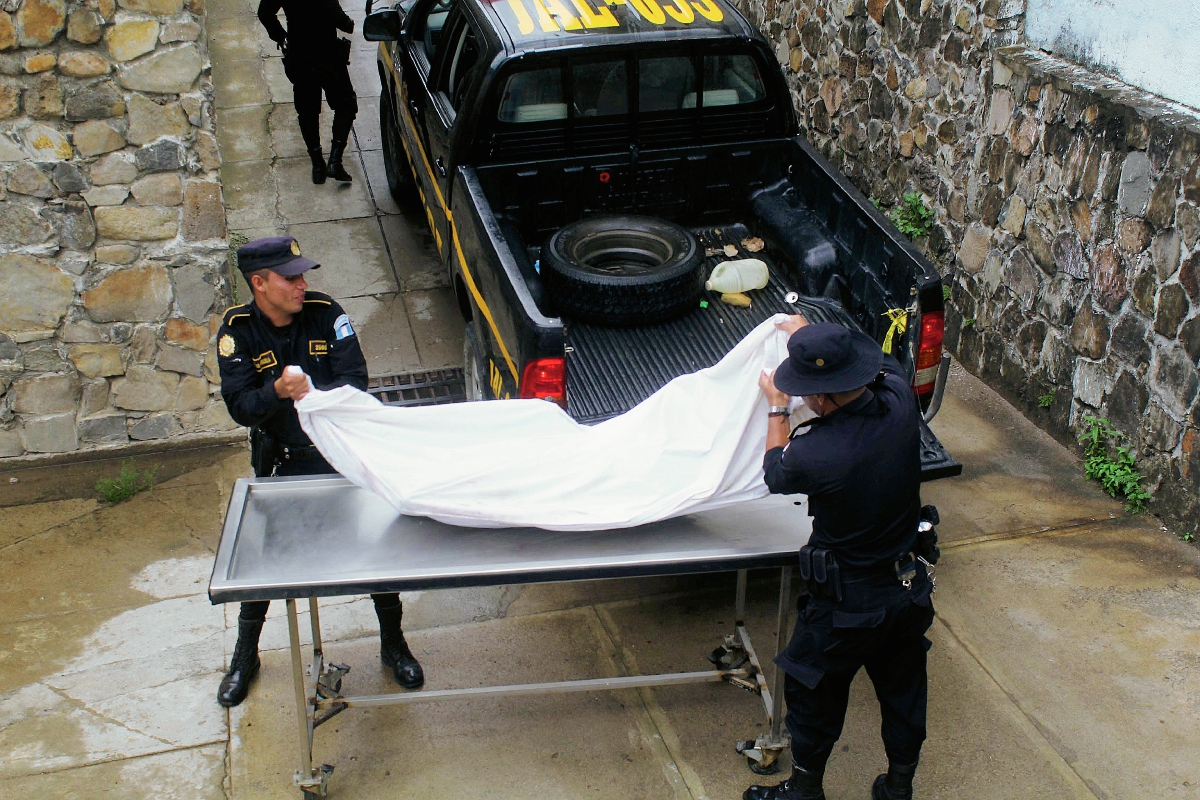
364,8,403,41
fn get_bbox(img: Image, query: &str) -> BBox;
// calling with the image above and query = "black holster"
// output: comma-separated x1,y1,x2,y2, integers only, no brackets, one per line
250,427,278,478
916,504,941,565
798,545,842,601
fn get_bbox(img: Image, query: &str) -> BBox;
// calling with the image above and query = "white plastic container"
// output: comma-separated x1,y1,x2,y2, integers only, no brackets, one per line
705,258,769,293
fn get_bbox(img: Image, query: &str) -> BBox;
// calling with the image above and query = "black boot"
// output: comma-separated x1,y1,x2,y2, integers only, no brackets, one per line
308,146,327,184
744,764,826,800
871,761,917,800
217,618,263,707
326,140,352,182
376,601,424,689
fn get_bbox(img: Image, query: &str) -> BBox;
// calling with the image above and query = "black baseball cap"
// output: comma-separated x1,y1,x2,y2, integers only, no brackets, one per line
773,322,884,396
236,236,320,276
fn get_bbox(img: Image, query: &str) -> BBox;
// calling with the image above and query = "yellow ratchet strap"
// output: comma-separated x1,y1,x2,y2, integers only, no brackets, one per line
881,308,907,354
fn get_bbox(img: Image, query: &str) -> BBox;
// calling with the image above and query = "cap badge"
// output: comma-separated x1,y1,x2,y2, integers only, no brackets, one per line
290,240,301,256
218,334,236,357
815,358,825,367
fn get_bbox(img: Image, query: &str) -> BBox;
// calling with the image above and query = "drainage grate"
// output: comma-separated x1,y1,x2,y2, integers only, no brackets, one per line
367,368,466,407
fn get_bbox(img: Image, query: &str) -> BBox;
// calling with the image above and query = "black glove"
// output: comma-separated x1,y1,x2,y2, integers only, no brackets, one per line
916,504,940,565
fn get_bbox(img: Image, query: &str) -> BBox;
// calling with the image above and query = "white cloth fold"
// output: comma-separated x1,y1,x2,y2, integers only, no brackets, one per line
295,315,810,530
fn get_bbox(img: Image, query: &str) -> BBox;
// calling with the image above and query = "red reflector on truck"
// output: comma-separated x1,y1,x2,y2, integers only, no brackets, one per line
913,310,944,396
520,357,566,407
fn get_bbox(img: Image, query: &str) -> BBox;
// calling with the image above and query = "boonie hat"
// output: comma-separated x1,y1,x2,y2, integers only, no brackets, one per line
773,322,884,396
236,236,320,276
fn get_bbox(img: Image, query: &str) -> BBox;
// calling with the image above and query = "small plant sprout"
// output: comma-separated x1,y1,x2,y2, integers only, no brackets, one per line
95,459,157,505
942,284,951,301
962,317,975,328
1079,415,1151,514
1038,391,1054,408
890,191,935,238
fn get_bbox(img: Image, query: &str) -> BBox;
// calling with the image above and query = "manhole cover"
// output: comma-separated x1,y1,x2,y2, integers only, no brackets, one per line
367,368,465,407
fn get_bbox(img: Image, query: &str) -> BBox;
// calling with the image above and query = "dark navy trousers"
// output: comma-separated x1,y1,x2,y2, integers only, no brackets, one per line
776,572,935,770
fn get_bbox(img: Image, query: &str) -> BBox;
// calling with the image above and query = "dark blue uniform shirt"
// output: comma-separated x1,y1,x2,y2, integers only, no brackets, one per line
763,355,921,570
216,291,368,447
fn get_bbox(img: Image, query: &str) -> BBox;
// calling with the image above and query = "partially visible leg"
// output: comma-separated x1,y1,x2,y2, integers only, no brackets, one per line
744,669,856,800
292,72,326,184
218,600,269,707
864,604,934,800
373,593,424,689
323,63,358,183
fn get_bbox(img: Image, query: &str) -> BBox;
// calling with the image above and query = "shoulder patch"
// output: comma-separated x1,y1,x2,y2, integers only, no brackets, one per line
218,334,236,357
333,313,356,340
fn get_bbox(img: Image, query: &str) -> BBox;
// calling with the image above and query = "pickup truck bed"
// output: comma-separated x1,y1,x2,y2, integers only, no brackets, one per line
564,222,960,480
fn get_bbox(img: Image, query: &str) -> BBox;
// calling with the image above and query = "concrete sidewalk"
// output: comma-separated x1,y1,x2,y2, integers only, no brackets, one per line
207,0,462,377
1,365,1197,800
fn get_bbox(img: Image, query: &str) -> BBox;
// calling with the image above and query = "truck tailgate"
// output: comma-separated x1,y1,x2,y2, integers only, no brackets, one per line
564,227,960,481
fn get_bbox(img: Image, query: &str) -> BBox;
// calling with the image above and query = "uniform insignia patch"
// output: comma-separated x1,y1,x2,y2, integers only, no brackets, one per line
218,334,236,357
309,339,328,356
290,240,301,256
252,351,279,372
333,314,355,340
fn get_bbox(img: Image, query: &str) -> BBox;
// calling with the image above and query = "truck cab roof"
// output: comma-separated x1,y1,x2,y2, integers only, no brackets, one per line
474,0,761,55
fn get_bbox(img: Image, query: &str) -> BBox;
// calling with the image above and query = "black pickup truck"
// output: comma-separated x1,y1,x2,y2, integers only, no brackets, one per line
364,0,960,479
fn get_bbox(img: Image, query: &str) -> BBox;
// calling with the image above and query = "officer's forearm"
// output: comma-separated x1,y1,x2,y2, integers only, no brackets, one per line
765,413,790,451
224,384,282,428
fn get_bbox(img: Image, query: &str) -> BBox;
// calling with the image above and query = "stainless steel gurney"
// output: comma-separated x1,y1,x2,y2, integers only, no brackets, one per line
209,475,810,798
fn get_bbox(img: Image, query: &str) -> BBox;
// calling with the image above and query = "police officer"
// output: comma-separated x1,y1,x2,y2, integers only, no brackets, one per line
258,0,358,185
745,316,935,800
215,236,424,708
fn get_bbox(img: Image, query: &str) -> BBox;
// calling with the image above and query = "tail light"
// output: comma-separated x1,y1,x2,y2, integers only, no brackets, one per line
520,357,566,407
913,310,944,397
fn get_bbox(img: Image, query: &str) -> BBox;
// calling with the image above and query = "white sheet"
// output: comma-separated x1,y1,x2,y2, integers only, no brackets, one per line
294,315,812,530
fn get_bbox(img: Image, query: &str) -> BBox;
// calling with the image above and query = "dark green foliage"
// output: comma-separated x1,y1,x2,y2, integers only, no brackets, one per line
96,459,157,505
890,191,935,238
1037,391,1054,408
1079,415,1151,514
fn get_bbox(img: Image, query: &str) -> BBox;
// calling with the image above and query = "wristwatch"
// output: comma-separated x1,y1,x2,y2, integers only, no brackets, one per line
768,405,790,418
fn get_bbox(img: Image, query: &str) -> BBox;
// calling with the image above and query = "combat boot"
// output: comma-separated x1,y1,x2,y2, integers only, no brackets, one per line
744,764,826,800
308,146,327,184
326,139,353,183
376,601,424,689
217,618,263,707
871,761,917,800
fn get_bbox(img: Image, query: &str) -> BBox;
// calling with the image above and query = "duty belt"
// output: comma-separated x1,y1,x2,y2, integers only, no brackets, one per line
278,443,321,460
798,546,933,601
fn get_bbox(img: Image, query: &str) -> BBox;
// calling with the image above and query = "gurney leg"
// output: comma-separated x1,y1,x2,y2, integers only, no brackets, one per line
734,566,791,775
288,598,329,798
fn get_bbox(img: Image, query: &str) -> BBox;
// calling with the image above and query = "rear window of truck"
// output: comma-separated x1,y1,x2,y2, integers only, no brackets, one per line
495,53,766,122
482,48,780,160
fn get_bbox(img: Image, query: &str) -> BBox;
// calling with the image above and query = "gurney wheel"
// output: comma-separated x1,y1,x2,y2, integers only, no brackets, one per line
747,755,781,776
303,792,321,800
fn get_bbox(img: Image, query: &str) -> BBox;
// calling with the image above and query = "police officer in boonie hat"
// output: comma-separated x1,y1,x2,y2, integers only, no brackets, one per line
746,315,934,800
213,236,425,709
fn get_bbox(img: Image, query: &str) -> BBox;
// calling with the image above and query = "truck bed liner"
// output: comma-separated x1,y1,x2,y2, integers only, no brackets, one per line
565,224,851,423
564,224,961,480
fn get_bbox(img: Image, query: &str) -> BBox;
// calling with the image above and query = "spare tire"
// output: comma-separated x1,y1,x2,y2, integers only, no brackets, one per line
541,215,704,326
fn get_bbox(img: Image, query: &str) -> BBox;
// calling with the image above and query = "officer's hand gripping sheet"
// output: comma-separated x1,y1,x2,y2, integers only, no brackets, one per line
294,315,810,530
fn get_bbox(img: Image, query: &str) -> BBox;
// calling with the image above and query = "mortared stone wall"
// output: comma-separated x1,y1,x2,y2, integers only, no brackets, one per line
0,0,235,457
742,0,1200,536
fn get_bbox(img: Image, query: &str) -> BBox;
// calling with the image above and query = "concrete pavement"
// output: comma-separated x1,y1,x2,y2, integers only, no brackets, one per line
2,0,1198,796
207,0,462,378
2,365,1197,799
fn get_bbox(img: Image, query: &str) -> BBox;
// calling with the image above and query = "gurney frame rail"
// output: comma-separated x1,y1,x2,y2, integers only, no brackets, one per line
284,567,792,797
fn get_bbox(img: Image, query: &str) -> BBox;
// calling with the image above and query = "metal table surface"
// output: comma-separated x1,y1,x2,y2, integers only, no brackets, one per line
209,475,811,604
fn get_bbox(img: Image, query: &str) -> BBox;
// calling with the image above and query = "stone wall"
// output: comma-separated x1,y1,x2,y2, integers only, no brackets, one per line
0,0,235,457
741,0,1200,535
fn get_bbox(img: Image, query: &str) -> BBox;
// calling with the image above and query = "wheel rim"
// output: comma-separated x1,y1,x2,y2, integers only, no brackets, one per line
567,231,676,278
463,330,483,401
